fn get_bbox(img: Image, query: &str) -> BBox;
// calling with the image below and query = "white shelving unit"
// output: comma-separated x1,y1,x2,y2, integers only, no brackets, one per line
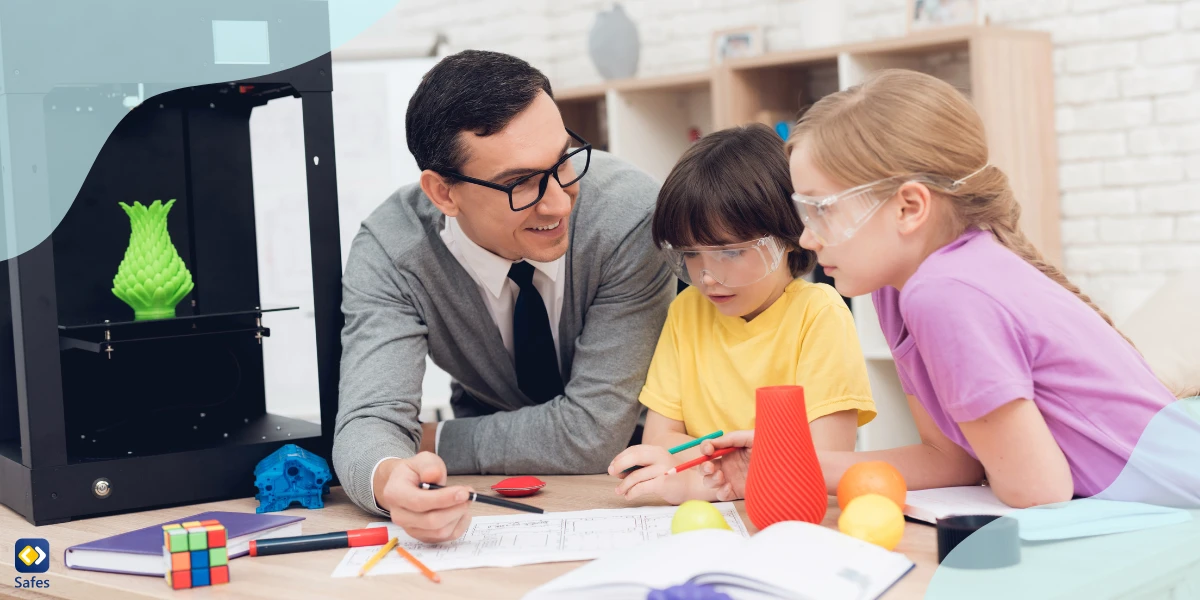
607,77,713,183
558,72,714,184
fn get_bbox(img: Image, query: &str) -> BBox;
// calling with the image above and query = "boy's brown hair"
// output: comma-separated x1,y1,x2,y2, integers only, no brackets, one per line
651,123,816,278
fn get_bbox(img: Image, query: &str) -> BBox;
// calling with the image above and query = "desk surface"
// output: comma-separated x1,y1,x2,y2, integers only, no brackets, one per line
1,475,937,599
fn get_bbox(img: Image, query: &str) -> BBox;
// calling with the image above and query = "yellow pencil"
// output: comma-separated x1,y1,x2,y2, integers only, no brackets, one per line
357,537,399,577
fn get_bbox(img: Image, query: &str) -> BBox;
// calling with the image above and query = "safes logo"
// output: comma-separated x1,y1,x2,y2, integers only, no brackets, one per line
14,539,49,574
13,538,51,590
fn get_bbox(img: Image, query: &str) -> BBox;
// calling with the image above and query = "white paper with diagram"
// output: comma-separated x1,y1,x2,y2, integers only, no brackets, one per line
330,503,749,577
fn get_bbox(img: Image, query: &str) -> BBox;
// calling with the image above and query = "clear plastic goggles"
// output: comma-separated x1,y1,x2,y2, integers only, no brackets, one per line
663,237,785,288
792,165,990,247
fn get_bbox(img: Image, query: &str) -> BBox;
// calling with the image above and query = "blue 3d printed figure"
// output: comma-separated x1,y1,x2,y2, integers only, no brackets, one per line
253,444,332,513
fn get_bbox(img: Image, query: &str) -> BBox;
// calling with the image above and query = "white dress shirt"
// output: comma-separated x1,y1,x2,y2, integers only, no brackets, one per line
371,216,565,512
441,216,565,360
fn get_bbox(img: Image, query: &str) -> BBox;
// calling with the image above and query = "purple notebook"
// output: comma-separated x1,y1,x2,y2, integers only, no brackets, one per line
64,511,305,576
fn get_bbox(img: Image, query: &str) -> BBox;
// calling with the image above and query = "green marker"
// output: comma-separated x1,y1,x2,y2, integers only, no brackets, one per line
621,430,725,475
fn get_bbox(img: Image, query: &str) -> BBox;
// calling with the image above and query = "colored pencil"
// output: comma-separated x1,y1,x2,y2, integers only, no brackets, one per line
665,447,738,475
420,482,545,514
621,430,725,474
395,544,441,583
357,537,399,577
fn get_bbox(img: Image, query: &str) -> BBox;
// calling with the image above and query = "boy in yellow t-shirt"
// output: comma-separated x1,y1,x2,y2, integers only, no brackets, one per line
608,124,875,504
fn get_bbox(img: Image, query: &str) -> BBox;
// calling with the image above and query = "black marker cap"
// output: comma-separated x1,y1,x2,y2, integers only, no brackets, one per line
936,514,1021,569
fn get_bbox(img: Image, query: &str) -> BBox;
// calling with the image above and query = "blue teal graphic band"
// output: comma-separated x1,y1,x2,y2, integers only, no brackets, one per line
0,0,396,260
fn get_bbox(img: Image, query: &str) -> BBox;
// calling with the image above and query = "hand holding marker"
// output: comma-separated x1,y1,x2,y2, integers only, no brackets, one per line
666,448,738,475
420,482,544,514
621,430,725,475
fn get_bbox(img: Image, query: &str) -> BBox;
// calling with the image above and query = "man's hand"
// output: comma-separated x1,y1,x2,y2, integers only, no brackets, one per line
373,453,473,543
698,430,753,502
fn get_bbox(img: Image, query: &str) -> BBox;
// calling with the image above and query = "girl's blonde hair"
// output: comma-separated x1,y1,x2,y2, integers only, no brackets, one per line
787,69,1138,350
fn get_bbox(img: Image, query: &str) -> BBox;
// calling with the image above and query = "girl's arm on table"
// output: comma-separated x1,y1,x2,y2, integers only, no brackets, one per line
820,395,1072,507
810,410,858,452
958,398,1073,507
818,394,985,494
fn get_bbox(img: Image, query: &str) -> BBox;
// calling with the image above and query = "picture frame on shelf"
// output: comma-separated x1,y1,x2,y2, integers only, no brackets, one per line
907,0,984,32
711,26,764,65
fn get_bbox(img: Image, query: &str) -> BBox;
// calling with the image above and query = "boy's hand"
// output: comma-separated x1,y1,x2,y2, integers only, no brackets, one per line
608,444,674,480
607,444,690,502
698,430,754,502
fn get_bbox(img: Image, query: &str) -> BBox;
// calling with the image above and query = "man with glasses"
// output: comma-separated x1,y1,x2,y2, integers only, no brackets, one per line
333,50,674,542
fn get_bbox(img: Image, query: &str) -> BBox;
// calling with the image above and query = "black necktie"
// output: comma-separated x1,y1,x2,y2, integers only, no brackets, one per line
508,261,564,403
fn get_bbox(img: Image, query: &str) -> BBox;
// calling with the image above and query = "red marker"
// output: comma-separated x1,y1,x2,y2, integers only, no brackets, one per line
665,448,738,476
248,527,389,557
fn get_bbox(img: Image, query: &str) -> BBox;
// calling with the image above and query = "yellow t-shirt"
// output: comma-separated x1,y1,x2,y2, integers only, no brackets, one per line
639,279,876,437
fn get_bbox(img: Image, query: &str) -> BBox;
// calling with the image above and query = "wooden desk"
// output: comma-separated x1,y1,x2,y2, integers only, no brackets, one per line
1,475,937,599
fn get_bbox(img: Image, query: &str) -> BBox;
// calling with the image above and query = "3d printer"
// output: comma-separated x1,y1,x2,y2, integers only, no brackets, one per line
0,1,343,525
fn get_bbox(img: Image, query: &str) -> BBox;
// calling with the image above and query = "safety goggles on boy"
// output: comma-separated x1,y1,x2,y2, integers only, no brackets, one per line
663,237,785,288
791,164,990,247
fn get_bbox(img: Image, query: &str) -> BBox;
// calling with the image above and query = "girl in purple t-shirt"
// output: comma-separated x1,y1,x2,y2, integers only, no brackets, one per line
699,69,1198,509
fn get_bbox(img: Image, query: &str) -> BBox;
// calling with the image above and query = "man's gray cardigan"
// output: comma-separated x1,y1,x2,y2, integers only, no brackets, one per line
332,151,674,515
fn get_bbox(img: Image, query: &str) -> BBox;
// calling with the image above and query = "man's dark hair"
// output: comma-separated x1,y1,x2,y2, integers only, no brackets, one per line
406,50,553,175
652,123,817,278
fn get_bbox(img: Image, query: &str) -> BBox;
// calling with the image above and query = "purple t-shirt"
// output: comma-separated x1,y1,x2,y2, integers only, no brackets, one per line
873,228,1176,498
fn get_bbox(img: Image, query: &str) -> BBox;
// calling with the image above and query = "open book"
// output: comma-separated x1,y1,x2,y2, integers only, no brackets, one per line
523,521,914,600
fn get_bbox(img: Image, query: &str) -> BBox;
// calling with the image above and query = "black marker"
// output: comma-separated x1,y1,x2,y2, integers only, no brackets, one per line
421,482,545,514
248,527,388,557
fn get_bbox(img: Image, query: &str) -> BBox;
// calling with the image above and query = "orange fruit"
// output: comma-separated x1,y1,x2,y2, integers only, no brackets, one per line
838,493,906,550
836,461,906,510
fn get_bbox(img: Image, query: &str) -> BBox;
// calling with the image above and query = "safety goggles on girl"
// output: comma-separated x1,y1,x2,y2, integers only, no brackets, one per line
663,236,785,288
791,165,990,247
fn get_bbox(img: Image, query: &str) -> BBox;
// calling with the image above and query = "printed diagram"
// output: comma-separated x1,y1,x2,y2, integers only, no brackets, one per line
331,504,748,577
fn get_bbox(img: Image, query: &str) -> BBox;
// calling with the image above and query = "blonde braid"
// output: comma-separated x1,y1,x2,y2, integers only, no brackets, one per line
980,185,1138,349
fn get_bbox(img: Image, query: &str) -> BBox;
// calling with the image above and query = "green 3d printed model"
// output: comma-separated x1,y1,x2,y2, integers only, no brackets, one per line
112,199,194,320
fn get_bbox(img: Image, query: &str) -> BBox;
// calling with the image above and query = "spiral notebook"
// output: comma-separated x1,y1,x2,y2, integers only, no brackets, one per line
64,511,304,576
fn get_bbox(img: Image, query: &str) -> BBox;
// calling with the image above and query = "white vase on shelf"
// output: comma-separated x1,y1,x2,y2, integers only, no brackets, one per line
588,3,639,80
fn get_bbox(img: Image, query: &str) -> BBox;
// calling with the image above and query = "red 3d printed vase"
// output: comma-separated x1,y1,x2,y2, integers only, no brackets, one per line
744,386,827,529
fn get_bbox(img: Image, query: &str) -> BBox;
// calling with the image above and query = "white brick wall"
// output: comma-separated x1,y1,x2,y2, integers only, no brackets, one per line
1155,92,1200,123
1062,218,1099,245
1057,101,1154,133
1103,157,1185,186
1059,132,1126,160
1179,214,1200,241
354,0,1200,323
1062,189,1137,215
1063,42,1138,73
1055,71,1118,104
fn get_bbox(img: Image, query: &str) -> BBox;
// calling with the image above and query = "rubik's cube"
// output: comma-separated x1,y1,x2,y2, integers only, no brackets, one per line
162,520,229,590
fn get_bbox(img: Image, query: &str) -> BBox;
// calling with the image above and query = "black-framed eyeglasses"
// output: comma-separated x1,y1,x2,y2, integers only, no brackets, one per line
439,128,592,212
